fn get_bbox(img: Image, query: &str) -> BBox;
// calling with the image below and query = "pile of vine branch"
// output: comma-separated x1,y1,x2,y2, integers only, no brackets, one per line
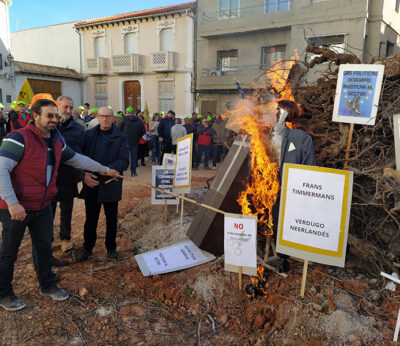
293,47,400,275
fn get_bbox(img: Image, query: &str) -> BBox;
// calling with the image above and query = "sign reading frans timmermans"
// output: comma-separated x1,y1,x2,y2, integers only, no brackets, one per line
276,163,353,267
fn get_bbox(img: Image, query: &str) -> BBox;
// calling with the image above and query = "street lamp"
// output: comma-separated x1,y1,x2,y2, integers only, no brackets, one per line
0,53,15,85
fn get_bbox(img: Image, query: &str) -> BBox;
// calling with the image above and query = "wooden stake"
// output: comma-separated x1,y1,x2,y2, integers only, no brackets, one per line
344,123,354,169
264,235,272,261
300,260,309,298
394,307,400,342
164,200,167,226
238,266,242,291
180,196,184,228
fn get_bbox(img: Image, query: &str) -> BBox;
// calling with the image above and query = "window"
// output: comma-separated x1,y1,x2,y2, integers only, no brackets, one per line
160,28,174,52
265,0,290,13
6,95,11,103
217,50,238,72
261,45,286,68
0,54,2,70
218,0,239,19
158,80,174,113
124,33,138,54
308,34,345,53
94,37,105,58
386,41,395,57
94,80,108,108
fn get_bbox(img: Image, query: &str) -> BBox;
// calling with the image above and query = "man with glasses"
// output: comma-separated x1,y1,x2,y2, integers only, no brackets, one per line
77,107,129,262
0,99,121,311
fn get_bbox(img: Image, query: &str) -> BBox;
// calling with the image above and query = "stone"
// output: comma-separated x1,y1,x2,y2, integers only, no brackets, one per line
334,292,357,311
312,303,323,312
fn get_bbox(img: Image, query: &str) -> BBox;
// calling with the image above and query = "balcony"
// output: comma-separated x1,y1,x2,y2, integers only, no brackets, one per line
111,54,144,74
151,51,177,72
86,57,110,75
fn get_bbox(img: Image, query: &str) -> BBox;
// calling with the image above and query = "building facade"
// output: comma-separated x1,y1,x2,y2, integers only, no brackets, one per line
75,2,195,116
0,0,14,108
196,0,400,114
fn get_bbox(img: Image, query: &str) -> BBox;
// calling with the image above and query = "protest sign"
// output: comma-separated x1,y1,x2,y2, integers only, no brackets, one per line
332,64,384,125
151,166,179,205
276,163,353,267
135,240,215,276
173,133,192,194
162,153,176,167
224,213,257,276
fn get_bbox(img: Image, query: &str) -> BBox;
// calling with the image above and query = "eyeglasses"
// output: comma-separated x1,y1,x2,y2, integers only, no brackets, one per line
41,113,59,120
97,115,114,119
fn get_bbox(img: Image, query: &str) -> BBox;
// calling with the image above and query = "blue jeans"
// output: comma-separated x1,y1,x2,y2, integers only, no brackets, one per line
0,205,58,297
129,145,139,174
151,135,161,163
196,144,211,168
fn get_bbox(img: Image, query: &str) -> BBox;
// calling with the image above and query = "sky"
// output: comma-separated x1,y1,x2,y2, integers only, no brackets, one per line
9,0,190,32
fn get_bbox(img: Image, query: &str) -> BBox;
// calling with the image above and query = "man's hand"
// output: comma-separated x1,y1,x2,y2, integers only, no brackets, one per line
9,203,26,221
84,172,99,188
159,137,164,142
101,168,122,178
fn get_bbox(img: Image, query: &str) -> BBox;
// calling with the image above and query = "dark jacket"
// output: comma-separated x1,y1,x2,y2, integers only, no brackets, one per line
54,116,85,201
119,115,145,148
157,117,175,142
184,123,194,135
197,125,215,146
80,124,129,203
212,120,229,145
0,113,7,143
7,110,31,132
0,123,63,210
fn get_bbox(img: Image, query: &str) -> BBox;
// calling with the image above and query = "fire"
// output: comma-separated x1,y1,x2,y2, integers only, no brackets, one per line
230,53,300,234
246,265,268,302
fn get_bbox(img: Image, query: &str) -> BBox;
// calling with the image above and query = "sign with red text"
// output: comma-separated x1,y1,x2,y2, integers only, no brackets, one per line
277,164,353,267
224,214,257,269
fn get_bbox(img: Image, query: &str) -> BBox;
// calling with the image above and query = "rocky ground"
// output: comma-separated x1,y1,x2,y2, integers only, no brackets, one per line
0,163,399,345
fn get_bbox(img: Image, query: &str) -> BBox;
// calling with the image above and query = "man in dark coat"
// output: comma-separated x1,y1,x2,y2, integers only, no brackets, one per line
118,107,145,176
157,110,176,163
77,107,129,262
51,96,85,255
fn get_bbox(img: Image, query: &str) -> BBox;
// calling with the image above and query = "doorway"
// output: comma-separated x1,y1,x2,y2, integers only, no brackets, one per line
124,81,141,112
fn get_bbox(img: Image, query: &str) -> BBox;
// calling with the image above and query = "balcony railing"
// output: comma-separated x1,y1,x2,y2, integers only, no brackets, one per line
151,51,177,71
86,57,110,75
111,54,144,74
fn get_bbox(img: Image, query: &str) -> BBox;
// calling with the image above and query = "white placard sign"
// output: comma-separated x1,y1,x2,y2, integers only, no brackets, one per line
151,166,179,205
135,240,215,276
173,133,192,194
277,164,353,267
332,64,384,125
224,213,257,269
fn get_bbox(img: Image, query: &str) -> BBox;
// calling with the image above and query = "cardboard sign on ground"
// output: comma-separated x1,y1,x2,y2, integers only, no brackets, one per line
151,166,179,205
135,240,215,276
276,163,353,267
332,64,384,125
173,133,193,194
224,213,257,276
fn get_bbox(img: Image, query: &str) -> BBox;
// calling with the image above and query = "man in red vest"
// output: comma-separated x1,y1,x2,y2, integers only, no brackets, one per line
0,98,120,311
7,101,31,133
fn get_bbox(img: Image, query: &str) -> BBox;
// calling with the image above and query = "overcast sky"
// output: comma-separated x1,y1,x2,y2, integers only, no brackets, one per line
9,0,190,32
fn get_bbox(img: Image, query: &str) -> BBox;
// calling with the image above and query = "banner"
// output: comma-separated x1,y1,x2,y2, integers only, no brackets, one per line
332,64,384,125
15,78,35,110
173,133,192,194
276,164,353,267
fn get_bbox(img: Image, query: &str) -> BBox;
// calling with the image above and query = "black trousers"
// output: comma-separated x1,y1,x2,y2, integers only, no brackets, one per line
83,188,118,252
160,140,172,164
0,206,58,297
51,198,74,241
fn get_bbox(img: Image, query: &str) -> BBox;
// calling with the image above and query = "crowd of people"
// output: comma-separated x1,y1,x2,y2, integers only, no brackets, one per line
0,96,232,312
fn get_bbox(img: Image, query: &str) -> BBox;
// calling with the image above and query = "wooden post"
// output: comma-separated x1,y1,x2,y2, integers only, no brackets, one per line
180,196,184,228
164,200,167,226
264,235,272,261
238,266,242,291
300,260,309,298
344,123,354,169
394,307,400,342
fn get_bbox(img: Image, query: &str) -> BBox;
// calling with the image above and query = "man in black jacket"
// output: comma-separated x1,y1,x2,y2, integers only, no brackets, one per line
118,107,145,176
77,107,129,261
51,96,85,254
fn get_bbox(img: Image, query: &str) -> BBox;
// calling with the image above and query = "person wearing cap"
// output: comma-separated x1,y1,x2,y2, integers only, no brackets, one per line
77,106,85,120
171,118,187,154
158,111,165,118
194,118,215,170
51,96,86,256
118,107,145,176
0,103,7,144
157,110,175,163
84,103,90,111
114,111,123,126
87,108,99,129
212,113,230,168
150,113,161,164
0,98,121,311
77,107,129,262
7,101,31,133
72,110,86,128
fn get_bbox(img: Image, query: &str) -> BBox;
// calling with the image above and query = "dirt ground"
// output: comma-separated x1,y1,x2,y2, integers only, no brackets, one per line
0,161,399,345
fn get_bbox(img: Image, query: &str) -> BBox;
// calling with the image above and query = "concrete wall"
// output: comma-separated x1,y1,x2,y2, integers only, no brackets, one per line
0,0,11,50
0,0,13,108
11,22,81,71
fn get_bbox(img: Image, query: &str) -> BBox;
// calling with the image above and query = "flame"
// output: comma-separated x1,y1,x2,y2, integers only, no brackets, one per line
228,53,300,234
246,265,268,301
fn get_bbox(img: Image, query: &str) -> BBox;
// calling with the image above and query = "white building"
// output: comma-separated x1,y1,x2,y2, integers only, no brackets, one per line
0,0,14,108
